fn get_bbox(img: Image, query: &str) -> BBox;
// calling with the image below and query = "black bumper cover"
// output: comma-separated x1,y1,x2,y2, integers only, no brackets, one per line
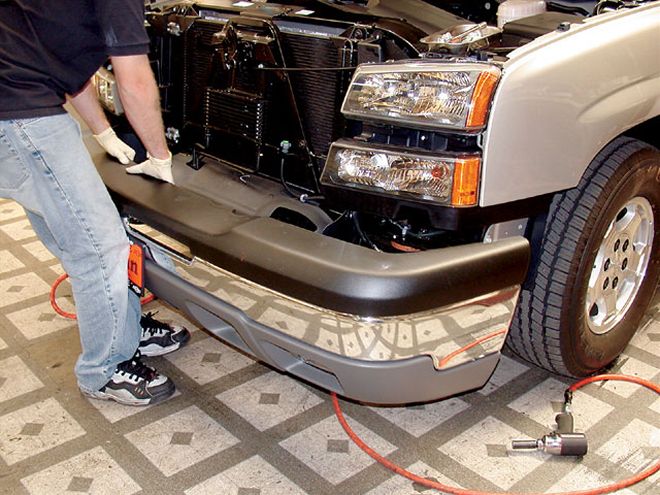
91,147,530,317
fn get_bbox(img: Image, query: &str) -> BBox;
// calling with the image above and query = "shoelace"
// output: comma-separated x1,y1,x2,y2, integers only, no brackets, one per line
141,311,172,337
116,352,157,382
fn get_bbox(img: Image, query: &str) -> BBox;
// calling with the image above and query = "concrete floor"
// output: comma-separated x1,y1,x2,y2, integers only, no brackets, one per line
0,198,658,495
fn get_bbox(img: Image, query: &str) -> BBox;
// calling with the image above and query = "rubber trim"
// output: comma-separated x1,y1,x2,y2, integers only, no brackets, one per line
91,145,530,317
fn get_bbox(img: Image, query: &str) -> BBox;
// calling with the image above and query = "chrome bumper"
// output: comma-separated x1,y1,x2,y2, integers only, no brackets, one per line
134,225,521,404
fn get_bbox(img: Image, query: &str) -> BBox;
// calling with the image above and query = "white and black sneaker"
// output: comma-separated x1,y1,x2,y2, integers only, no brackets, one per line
84,353,175,406
138,312,191,357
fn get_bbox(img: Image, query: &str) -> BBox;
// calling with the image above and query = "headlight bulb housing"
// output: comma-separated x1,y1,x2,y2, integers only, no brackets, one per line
322,142,481,207
341,62,500,131
92,67,124,116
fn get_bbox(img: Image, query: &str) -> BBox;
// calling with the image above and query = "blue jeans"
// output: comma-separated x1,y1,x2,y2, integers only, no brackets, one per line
0,113,140,393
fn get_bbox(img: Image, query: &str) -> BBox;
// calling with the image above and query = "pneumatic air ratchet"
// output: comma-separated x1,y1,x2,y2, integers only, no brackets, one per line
512,390,588,456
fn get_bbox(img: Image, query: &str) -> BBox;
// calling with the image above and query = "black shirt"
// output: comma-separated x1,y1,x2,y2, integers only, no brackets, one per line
0,0,149,119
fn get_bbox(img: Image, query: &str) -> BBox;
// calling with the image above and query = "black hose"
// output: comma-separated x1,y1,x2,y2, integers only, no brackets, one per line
279,155,324,204
546,1,590,16
351,212,382,251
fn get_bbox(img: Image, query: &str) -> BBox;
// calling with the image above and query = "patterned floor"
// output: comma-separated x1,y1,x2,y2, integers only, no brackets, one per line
0,198,658,495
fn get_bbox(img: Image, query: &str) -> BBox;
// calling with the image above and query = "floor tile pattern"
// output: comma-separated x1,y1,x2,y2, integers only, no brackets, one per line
0,199,658,494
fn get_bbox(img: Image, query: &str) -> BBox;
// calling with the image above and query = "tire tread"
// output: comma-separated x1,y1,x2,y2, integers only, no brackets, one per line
507,137,654,375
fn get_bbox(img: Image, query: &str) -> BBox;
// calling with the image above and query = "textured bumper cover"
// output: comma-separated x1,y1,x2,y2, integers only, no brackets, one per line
89,143,530,317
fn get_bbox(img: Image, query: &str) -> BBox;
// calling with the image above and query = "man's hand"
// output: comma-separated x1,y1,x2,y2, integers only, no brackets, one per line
126,152,174,184
93,127,136,165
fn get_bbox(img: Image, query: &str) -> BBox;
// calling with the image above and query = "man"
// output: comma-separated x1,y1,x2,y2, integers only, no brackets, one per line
0,0,187,405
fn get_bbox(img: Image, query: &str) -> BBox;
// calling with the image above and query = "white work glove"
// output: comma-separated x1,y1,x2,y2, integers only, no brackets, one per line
93,127,136,165
126,151,174,184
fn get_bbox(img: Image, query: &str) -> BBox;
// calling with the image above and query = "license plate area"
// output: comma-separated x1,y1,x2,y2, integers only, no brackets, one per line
128,242,144,296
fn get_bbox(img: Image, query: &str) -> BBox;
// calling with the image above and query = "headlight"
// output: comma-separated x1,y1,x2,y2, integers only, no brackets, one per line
341,63,500,131
321,142,480,206
92,68,124,116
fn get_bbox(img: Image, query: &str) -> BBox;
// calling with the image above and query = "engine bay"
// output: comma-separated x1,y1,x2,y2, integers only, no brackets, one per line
102,1,639,252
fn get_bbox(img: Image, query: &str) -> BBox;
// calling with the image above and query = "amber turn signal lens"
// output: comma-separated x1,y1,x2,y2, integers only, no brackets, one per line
466,69,500,128
451,157,481,206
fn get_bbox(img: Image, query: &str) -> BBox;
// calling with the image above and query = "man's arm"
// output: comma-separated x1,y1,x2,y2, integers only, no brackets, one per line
67,81,111,134
68,81,136,165
111,54,169,160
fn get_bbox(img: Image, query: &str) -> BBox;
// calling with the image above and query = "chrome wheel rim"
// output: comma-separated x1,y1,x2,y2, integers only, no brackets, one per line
586,197,654,335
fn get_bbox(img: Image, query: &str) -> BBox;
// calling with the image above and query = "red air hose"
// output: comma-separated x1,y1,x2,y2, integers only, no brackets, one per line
438,329,507,368
50,273,155,320
332,374,660,495
51,271,658,493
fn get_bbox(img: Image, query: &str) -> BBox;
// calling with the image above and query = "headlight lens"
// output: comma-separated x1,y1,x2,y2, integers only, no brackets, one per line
341,63,500,131
322,142,480,206
92,68,124,116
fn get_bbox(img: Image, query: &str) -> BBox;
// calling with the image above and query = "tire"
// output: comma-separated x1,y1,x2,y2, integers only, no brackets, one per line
507,137,660,376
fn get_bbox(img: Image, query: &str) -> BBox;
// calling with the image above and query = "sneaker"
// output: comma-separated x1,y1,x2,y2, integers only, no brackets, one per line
84,353,175,406
138,311,191,357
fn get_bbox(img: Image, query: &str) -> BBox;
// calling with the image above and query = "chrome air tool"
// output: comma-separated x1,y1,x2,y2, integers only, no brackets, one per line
512,390,588,456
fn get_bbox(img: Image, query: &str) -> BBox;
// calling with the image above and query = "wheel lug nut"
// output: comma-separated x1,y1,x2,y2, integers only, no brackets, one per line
612,277,619,289
614,239,620,251
603,278,609,290
604,259,610,271
622,240,629,252
622,258,628,270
